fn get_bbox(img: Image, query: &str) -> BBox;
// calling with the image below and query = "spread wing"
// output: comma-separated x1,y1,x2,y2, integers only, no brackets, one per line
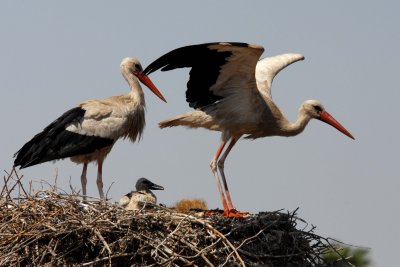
255,53,305,99
144,42,264,110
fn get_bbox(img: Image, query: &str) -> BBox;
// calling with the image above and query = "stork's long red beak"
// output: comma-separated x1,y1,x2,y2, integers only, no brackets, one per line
138,71,167,103
318,111,354,139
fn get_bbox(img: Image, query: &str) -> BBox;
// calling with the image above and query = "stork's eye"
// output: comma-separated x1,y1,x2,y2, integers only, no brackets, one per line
134,63,142,71
313,105,323,112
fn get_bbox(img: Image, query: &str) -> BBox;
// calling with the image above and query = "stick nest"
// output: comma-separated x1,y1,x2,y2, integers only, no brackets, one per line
1,170,341,266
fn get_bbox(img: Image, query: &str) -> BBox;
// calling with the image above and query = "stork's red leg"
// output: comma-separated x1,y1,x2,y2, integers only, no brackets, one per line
97,159,105,199
81,162,88,200
210,141,229,212
218,137,239,211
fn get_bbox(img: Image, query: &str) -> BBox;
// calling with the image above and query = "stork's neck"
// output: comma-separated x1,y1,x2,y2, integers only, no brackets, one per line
283,110,312,137
125,72,145,105
138,189,156,197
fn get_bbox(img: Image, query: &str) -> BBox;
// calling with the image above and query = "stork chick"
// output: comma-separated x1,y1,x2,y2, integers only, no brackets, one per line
119,177,164,210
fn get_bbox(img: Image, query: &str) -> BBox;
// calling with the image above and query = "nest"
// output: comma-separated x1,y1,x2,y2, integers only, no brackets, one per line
1,169,348,267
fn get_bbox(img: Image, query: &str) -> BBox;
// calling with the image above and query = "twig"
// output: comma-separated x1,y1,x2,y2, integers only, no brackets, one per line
93,228,112,265
211,227,245,266
81,253,135,266
1,170,12,198
154,213,188,252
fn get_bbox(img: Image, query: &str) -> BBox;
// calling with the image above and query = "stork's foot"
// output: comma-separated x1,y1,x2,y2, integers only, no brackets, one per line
205,208,249,218
223,209,249,218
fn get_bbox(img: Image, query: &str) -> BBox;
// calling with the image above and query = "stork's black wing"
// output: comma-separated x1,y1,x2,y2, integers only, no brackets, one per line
144,42,264,110
14,107,114,168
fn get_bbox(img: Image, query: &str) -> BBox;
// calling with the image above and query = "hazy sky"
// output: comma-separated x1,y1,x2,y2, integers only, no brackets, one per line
1,1,398,266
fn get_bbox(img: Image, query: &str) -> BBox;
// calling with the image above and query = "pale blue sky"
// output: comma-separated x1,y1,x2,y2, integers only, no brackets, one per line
1,2,398,266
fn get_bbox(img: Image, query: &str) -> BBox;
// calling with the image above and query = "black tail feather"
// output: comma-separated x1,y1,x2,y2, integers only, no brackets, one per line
14,107,114,168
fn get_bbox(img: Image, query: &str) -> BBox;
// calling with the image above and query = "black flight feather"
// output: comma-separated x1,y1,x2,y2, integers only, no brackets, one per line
144,42,251,109
14,107,114,168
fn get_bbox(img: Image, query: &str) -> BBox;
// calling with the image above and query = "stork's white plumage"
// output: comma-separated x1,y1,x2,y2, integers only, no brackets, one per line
144,42,354,217
14,58,166,200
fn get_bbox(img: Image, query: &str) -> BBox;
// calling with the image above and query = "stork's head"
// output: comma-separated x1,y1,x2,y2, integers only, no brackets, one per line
120,57,167,102
135,177,164,191
301,99,326,118
120,57,143,75
302,99,354,139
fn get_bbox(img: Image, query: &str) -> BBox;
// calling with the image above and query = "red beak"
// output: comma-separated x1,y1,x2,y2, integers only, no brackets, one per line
318,111,355,140
137,71,167,103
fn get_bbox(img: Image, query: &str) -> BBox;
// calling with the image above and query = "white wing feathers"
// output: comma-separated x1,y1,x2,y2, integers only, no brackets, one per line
65,98,130,140
256,53,304,99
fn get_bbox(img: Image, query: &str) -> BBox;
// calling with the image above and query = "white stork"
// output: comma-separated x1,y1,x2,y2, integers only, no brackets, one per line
144,42,354,217
14,57,166,200
119,177,164,210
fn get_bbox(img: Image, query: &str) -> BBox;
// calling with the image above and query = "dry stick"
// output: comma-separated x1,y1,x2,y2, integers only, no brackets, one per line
52,167,58,192
1,170,12,197
169,214,241,266
326,237,370,250
4,169,27,199
95,218,119,229
88,207,115,225
94,228,112,266
51,239,59,260
237,226,267,249
210,227,245,266
38,179,62,195
224,226,268,263
81,253,135,266
176,237,217,267
158,243,198,267
29,180,33,196
140,232,186,265
238,249,305,259
44,224,58,232
154,214,188,252
178,214,245,267
81,219,112,265
1,236,39,261
50,248,60,265
163,213,240,265
68,176,77,195
105,181,114,200
170,228,223,263
157,258,181,267
38,238,55,265
139,231,169,257
157,230,206,266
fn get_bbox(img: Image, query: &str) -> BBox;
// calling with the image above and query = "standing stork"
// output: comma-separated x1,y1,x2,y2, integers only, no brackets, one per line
144,42,354,217
14,57,166,200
